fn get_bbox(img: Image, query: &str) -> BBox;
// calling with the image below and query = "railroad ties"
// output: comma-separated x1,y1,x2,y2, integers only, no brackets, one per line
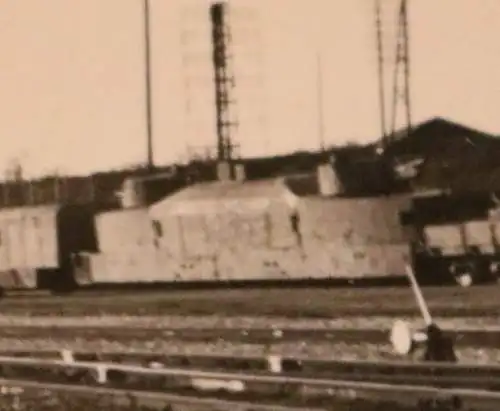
0,352,497,410
0,265,493,409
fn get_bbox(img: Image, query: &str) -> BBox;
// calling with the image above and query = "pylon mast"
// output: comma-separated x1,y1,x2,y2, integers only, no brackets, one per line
210,2,238,162
390,0,412,139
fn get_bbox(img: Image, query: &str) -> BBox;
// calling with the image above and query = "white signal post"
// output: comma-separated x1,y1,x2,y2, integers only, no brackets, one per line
405,264,432,326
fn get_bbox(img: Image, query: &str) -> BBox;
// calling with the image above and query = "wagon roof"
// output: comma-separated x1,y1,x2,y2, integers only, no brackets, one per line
149,177,298,216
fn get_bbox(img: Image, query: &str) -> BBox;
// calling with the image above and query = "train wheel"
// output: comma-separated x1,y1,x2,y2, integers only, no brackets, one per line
455,272,473,288
489,262,500,283
450,262,475,288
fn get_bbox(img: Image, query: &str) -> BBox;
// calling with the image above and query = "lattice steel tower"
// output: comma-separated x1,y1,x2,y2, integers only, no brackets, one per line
210,2,239,162
390,0,412,138
375,0,412,151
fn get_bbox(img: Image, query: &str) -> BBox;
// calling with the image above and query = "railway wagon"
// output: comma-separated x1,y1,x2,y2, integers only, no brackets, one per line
0,204,96,291
73,162,413,286
3,164,498,291
405,192,500,287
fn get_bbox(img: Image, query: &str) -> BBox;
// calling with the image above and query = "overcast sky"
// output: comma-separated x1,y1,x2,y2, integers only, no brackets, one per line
0,0,498,177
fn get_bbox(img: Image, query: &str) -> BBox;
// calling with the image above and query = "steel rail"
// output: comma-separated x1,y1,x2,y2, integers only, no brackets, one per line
0,301,498,318
0,378,325,411
1,324,500,348
0,305,497,318
3,350,500,390
0,356,498,409
2,286,500,318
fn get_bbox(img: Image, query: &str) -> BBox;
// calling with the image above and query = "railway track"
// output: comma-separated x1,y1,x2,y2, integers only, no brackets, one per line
0,354,498,410
0,324,499,349
5,349,500,390
2,284,500,318
0,379,332,411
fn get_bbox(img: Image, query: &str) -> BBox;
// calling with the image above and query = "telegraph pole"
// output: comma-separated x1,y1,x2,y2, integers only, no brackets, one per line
374,0,387,146
143,0,154,169
316,51,326,152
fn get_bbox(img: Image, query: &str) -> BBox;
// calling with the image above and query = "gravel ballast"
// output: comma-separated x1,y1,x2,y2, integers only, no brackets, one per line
0,337,498,365
0,314,497,366
0,314,497,331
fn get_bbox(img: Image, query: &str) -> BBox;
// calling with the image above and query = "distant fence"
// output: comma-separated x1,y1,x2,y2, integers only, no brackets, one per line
0,172,134,210
0,166,188,211
0,147,411,210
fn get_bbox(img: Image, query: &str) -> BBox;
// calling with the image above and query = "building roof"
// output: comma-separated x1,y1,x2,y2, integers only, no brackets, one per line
392,118,500,192
356,117,500,193
377,116,500,159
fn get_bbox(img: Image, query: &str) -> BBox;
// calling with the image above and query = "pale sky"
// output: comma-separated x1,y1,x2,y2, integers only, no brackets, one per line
0,0,499,177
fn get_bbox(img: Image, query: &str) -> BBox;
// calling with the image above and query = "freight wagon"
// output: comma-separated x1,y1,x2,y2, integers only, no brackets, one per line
403,191,500,287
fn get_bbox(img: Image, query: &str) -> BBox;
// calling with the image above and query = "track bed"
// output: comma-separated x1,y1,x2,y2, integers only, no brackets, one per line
1,284,500,317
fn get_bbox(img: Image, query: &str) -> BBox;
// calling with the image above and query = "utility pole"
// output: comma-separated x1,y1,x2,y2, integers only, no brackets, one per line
316,51,326,152
374,0,387,146
143,0,154,170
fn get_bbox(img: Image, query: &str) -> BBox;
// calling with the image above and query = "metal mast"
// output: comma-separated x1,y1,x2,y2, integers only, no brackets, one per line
374,0,387,145
390,0,412,140
316,52,326,152
210,2,238,162
143,0,154,169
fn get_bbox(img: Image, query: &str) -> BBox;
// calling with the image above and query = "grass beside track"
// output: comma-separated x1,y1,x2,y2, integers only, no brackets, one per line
0,285,499,317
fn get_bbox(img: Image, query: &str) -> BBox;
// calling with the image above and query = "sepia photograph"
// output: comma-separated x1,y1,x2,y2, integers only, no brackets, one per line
0,0,497,409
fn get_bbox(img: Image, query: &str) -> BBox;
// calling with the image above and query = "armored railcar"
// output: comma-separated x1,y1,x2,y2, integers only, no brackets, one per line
0,204,96,291
73,162,413,286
